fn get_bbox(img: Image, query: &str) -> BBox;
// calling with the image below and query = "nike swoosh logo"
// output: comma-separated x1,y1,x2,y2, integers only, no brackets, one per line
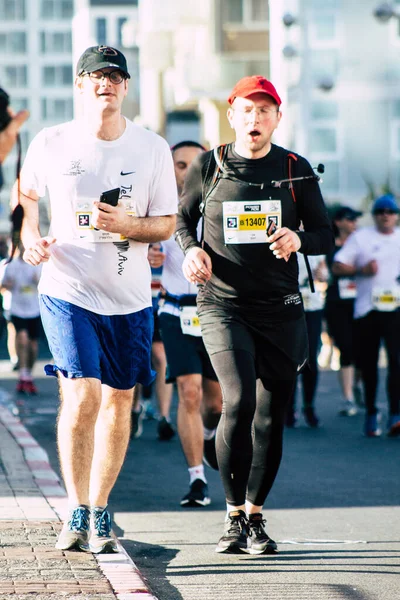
120,171,135,176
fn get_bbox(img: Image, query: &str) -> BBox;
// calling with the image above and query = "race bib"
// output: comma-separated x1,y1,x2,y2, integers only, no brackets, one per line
338,278,357,299
19,285,34,295
372,287,400,312
76,197,135,243
179,306,202,337
223,200,281,244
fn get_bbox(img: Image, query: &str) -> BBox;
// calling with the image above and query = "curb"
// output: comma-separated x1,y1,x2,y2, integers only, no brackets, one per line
0,389,158,600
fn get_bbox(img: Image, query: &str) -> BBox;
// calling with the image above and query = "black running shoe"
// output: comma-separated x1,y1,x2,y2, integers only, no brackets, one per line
203,435,218,470
246,513,278,555
180,479,211,507
215,510,249,554
157,417,175,441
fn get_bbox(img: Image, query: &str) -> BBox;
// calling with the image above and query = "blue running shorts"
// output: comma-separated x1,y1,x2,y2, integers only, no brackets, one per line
39,295,155,390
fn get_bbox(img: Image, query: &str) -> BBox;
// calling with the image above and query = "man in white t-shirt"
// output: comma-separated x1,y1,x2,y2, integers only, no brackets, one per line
16,46,177,553
333,195,400,438
0,247,42,395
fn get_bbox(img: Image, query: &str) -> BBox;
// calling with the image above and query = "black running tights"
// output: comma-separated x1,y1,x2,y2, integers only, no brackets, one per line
211,349,295,507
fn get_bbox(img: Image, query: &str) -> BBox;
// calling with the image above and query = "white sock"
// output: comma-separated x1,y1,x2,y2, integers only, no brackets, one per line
188,465,206,485
20,368,31,380
226,502,245,515
203,427,216,441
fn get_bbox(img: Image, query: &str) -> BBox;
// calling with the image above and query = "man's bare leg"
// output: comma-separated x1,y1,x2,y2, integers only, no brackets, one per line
89,385,134,506
57,376,102,506
152,340,173,419
177,373,203,467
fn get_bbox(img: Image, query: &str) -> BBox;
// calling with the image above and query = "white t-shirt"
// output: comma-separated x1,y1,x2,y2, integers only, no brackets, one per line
0,258,41,318
159,235,198,317
334,226,400,318
20,118,178,315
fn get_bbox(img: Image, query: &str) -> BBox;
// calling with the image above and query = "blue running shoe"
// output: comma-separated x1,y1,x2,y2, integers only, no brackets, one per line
365,414,382,437
90,507,118,554
55,505,90,551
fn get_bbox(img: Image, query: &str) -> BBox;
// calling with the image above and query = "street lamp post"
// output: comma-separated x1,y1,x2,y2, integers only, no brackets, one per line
373,2,400,22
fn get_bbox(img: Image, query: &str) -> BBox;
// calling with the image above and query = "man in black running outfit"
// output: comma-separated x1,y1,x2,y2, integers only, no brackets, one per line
175,75,334,554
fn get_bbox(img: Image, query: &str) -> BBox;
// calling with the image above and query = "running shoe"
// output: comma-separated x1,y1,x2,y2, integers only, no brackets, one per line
303,407,320,428
339,399,358,417
131,405,144,439
24,380,38,395
365,414,382,437
55,505,90,551
157,417,175,441
203,435,218,470
15,379,26,394
89,507,118,554
180,479,210,507
387,414,400,437
245,513,278,555
215,510,249,554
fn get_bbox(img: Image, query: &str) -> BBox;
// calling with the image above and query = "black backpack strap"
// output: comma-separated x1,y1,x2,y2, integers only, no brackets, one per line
286,152,315,294
200,144,228,214
199,145,228,245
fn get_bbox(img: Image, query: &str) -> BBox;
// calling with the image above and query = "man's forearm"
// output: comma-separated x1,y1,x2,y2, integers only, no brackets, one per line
332,261,356,276
13,189,41,247
124,214,176,243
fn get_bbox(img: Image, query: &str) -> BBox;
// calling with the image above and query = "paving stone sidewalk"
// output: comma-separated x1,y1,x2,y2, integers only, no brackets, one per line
0,363,158,600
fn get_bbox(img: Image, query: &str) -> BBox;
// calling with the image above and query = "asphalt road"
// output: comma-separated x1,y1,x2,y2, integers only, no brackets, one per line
0,354,399,600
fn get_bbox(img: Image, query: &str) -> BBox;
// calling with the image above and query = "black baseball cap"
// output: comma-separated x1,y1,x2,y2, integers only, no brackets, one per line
334,206,362,221
76,45,130,78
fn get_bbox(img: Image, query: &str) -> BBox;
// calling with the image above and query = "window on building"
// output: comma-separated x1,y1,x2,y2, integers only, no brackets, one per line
41,0,73,19
96,18,107,45
42,65,72,86
223,0,268,25
310,49,338,81
0,0,26,20
3,65,27,87
12,97,29,111
310,128,337,153
40,31,72,53
0,32,26,52
312,14,336,41
311,101,338,120
117,17,128,47
41,97,73,120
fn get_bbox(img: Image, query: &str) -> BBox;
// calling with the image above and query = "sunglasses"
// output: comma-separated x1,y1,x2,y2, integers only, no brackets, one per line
374,209,397,215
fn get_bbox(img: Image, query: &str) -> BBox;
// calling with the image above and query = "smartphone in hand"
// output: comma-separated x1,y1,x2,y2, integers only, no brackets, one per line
100,187,120,206
94,188,121,230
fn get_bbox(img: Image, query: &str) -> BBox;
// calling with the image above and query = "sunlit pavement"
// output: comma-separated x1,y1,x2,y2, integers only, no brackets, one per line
0,357,399,600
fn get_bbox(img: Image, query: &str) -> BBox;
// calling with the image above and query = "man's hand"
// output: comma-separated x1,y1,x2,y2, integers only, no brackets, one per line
23,236,56,266
267,227,301,262
359,260,378,276
0,109,30,164
182,246,212,284
91,201,128,234
148,243,166,268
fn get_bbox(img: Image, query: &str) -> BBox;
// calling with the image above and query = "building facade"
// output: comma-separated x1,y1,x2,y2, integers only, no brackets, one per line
137,0,270,147
0,0,74,230
270,0,400,206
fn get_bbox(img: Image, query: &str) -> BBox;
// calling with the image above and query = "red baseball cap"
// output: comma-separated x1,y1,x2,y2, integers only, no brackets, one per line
228,75,282,106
